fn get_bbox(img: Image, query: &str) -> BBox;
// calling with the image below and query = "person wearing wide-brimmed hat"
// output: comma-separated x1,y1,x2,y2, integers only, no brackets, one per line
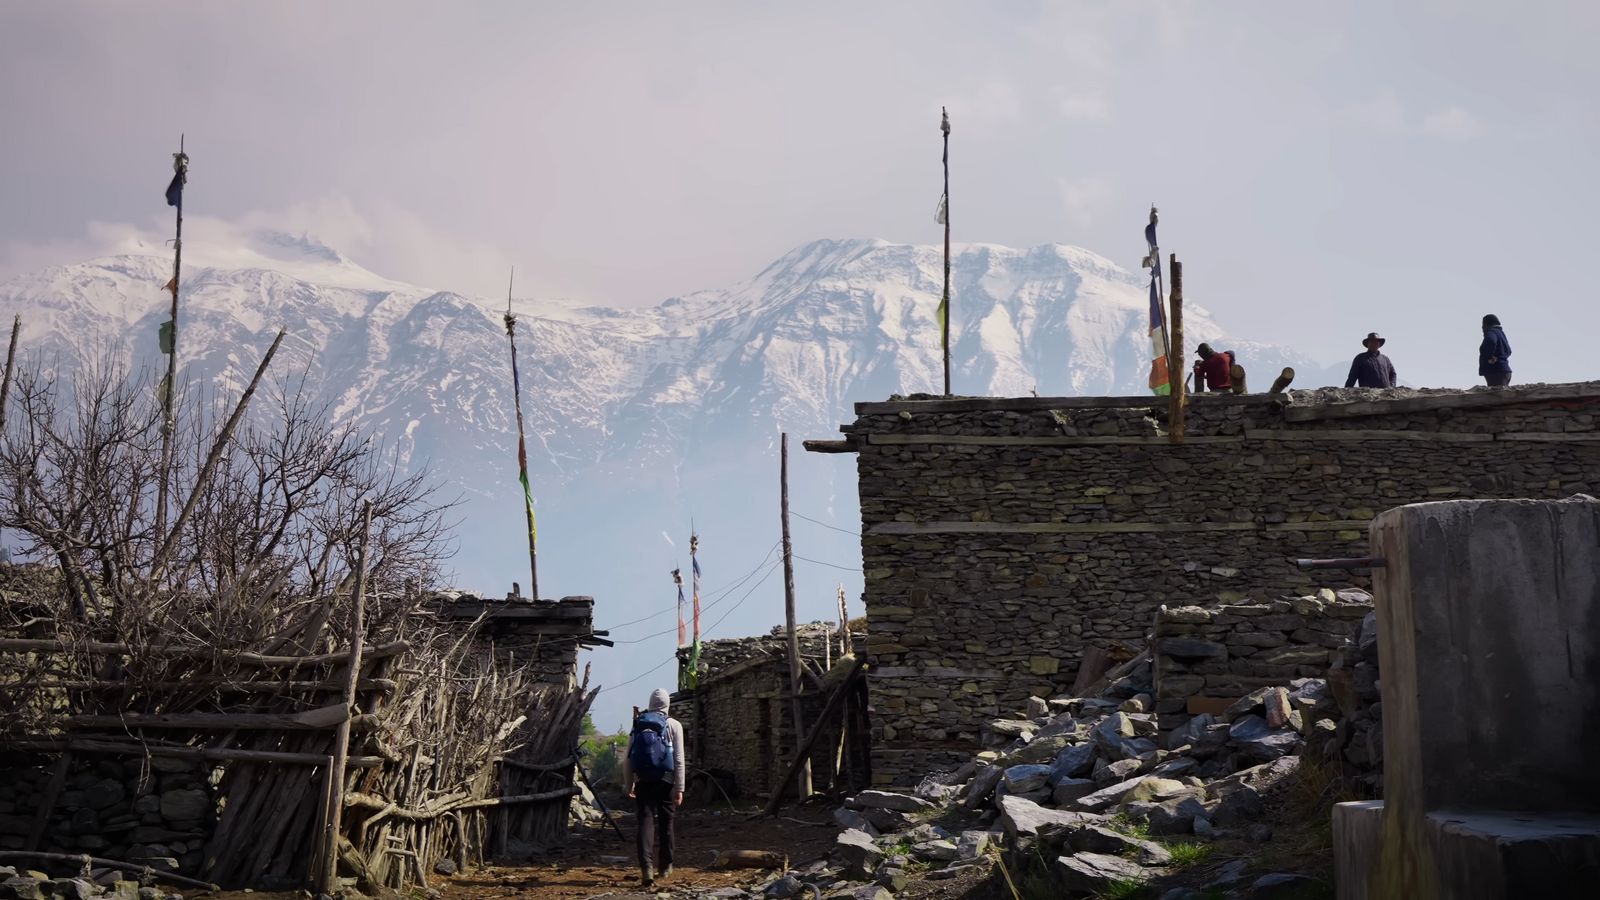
1344,332,1398,389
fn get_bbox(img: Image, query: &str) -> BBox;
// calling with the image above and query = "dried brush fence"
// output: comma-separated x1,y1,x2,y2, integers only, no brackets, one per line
0,344,597,892
1,583,598,892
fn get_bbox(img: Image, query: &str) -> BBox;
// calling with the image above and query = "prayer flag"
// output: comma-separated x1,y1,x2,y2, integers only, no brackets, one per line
1145,213,1171,395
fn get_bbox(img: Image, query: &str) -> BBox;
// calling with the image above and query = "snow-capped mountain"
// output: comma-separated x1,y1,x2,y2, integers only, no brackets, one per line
0,231,1336,723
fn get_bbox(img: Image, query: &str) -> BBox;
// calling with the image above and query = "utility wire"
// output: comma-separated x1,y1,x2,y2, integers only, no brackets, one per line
792,511,860,537
599,540,780,631
794,554,861,573
608,559,782,644
597,560,783,695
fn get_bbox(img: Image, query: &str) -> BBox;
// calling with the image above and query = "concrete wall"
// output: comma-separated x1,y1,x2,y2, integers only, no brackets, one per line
836,383,1600,785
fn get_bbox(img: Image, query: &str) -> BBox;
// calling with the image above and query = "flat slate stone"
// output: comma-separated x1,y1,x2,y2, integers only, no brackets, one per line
1054,852,1152,894
1068,776,1148,812
847,790,933,813
998,795,1099,841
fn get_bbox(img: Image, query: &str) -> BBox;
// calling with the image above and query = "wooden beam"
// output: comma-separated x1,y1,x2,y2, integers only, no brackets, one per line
64,702,356,731
866,520,1259,536
10,737,384,768
1282,383,1600,422
802,439,857,454
865,433,1244,447
853,393,1278,416
1243,429,1496,443
0,638,408,667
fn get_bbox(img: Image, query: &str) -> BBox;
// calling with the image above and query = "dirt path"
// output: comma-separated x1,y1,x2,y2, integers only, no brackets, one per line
439,805,838,900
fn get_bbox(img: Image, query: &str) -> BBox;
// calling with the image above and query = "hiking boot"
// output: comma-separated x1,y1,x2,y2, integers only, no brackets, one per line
639,866,654,888
660,865,673,880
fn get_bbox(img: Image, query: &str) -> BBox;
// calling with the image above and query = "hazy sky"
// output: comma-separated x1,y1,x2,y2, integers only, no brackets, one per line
3,1,1597,385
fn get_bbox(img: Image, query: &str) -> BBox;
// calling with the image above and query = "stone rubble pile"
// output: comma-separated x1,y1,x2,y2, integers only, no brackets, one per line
0,865,185,900
742,607,1353,899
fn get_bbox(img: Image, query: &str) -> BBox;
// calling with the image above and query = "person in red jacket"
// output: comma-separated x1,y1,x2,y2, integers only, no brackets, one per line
1193,343,1232,392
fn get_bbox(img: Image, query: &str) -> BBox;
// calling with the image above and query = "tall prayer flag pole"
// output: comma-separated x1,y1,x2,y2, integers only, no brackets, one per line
503,268,539,600
155,135,188,544
938,107,952,397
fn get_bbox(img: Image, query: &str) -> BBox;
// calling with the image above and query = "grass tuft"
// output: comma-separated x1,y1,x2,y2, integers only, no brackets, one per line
1165,841,1213,868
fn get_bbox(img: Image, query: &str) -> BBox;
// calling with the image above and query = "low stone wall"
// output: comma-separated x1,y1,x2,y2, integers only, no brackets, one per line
0,754,215,876
1152,590,1373,733
831,382,1600,785
671,625,868,800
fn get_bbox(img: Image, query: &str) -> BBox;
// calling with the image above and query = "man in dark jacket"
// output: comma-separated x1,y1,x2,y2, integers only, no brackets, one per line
1345,332,1398,389
1193,343,1232,392
1479,314,1512,386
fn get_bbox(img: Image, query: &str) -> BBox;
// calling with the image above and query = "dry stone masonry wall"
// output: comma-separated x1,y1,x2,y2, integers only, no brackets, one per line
842,383,1600,785
0,755,215,877
1152,589,1373,730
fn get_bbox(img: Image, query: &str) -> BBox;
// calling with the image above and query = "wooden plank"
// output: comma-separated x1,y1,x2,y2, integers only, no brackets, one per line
0,638,408,667
1266,520,1371,532
866,520,1259,536
802,439,857,454
1282,383,1600,422
865,434,1244,447
23,738,383,768
1497,432,1600,443
853,393,1278,416
870,666,1003,679
65,702,351,731
1243,429,1496,443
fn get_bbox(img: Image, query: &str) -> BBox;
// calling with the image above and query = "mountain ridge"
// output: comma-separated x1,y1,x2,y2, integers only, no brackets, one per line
0,232,1341,728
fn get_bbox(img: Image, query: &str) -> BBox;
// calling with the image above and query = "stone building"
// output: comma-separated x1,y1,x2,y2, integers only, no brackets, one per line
430,591,611,687
669,623,870,801
808,382,1600,785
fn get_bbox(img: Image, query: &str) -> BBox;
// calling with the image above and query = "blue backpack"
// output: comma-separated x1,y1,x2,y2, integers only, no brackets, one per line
629,710,675,781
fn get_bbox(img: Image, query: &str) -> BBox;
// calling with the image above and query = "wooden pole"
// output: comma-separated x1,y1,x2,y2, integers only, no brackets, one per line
1168,255,1186,444
0,314,19,432
779,433,811,800
940,107,952,397
503,269,539,601
317,500,373,894
837,584,853,658
156,135,187,545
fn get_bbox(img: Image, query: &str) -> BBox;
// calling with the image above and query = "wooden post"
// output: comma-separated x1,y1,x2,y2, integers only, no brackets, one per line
317,500,373,894
1167,255,1186,444
837,584,853,658
503,270,539,601
940,108,952,398
156,136,188,545
0,314,19,432
779,433,811,800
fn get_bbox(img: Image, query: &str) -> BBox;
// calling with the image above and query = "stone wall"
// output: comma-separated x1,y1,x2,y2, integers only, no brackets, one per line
431,593,605,688
670,624,869,800
0,753,216,877
832,382,1600,785
1152,589,1373,731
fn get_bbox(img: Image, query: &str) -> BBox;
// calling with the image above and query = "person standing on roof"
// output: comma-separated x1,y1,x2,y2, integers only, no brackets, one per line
623,688,687,889
1192,343,1233,392
1479,314,1513,387
1345,332,1398,389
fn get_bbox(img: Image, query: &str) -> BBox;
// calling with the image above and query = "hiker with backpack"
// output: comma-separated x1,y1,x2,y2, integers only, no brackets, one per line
1192,343,1233,392
624,688,687,889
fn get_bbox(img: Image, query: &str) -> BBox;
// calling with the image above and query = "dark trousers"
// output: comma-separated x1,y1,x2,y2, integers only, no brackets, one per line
635,780,675,875
1485,372,1512,387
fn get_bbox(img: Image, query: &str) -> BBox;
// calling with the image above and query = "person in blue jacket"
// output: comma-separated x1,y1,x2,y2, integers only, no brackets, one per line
1479,314,1512,387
